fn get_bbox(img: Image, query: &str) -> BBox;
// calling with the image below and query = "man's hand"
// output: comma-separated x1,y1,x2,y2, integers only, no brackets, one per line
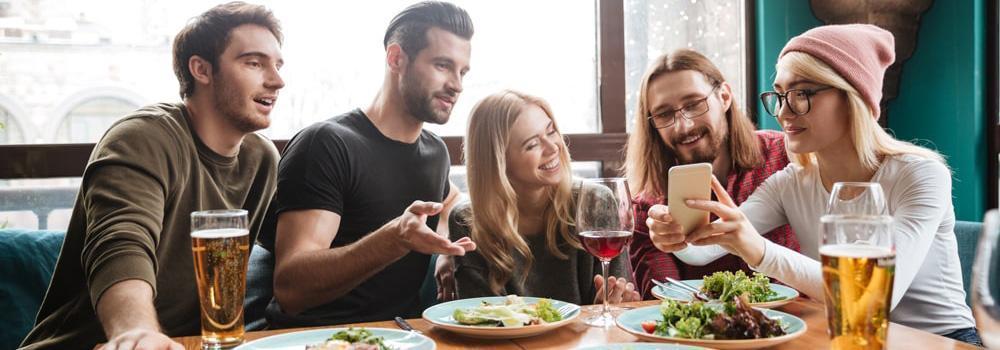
435,255,457,301
96,279,183,350
396,201,476,256
593,275,641,304
98,328,183,350
646,205,688,253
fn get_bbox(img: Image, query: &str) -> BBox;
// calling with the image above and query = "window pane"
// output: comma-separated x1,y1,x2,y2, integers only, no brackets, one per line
0,106,25,143
623,0,746,130
0,0,598,145
56,97,138,143
0,178,80,230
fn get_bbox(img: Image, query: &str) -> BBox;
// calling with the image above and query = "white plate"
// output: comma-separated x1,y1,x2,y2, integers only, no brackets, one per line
233,327,434,350
421,296,580,339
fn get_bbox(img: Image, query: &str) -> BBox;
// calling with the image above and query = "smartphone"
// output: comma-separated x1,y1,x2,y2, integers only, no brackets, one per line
667,163,712,235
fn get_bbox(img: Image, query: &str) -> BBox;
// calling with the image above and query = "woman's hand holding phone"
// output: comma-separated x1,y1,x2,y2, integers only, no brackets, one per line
683,176,768,267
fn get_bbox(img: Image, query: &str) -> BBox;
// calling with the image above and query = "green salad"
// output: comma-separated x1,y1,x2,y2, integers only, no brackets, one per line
306,327,392,350
452,295,563,327
655,299,719,339
701,271,779,303
645,296,786,340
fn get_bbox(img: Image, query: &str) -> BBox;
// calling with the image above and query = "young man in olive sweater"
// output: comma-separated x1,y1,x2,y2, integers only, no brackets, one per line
20,2,285,349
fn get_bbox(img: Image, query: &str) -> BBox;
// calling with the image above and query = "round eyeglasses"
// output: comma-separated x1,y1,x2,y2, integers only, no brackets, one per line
647,85,719,129
759,86,835,117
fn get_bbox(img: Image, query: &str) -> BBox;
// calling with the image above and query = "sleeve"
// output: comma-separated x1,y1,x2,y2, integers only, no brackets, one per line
884,159,952,310
450,204,498,298
672,244,729,266
753,240,825,300
80,118,177,307
739,166,793,234
272,125,351,216
742,165,825,299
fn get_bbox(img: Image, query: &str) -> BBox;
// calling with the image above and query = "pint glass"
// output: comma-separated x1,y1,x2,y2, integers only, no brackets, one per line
191,209,250,349
820,213,895,350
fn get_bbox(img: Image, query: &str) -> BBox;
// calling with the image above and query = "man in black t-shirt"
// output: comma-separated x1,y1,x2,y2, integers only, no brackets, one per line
260,1,477,328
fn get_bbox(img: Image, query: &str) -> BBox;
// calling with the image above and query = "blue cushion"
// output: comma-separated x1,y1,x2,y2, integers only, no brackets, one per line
245,245,274,331
954,221,982,306
0,229,65,350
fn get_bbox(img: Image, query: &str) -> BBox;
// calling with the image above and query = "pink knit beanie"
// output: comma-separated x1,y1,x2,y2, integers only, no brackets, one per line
779,24,895,118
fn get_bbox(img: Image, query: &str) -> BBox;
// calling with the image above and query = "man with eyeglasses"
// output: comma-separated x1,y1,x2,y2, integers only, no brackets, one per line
624,49,800,299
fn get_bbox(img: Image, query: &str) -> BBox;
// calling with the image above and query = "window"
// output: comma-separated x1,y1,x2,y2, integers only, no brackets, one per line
56,97,138,142
0,0,608,231
0,106,25,143
623,0,747,130
0,0,599,145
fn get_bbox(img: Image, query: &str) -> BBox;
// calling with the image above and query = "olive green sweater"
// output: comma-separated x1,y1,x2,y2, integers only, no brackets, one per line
20,103,278,350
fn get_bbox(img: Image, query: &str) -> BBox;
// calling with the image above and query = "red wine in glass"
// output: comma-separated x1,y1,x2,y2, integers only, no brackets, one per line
579,230,632,261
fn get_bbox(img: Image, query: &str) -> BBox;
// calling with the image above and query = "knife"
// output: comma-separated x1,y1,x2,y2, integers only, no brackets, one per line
394,316,423,334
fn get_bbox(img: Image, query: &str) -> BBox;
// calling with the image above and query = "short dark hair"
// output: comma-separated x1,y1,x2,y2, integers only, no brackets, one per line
383,1,473,58
172,1,282,98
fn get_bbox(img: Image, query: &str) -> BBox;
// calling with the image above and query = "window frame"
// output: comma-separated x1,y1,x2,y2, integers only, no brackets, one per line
0,0,757,180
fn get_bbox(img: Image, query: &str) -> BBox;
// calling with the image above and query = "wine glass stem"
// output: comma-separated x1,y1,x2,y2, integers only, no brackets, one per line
601,259,610,316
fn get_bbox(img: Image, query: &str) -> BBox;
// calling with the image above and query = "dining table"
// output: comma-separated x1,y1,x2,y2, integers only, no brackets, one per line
165,299,981,349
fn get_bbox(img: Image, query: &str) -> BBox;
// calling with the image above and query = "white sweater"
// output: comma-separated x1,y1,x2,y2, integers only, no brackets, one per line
675,154,976,335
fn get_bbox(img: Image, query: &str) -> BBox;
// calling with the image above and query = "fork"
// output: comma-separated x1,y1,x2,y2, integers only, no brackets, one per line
653,278,712,301
557,304,580,318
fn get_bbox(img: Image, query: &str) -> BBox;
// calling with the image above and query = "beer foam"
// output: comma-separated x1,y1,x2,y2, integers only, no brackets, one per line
819,244,893,258
191,228,249,239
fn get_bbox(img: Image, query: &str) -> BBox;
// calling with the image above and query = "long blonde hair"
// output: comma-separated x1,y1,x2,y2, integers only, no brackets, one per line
776,52,944,170
624,49,762,198
464,89,580,294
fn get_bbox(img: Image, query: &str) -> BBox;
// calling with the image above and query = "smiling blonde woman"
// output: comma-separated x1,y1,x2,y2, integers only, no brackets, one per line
450,90,640,305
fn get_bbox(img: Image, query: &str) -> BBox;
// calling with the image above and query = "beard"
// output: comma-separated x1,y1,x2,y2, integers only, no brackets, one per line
400,69,453,125
213,72,269,133
668,125,725,165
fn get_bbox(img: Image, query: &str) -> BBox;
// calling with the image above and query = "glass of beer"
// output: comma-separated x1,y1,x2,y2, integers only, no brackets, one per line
820,182,894,350
191,209,250,349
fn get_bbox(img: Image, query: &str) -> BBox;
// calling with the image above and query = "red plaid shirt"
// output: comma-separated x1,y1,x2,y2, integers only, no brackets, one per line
629,130,800,299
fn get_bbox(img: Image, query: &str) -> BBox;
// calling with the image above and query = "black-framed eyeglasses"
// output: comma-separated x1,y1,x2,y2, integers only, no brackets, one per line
647,85,720,129
759,86,835,117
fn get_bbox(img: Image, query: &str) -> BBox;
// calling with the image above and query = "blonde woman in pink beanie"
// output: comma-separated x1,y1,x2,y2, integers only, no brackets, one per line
644,24,982,346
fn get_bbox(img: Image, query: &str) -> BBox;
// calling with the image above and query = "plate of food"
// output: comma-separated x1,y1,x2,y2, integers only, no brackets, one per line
576,343,707,350
421,295,580,339
617,296,806,349
233,327,434,350
651,271,799,308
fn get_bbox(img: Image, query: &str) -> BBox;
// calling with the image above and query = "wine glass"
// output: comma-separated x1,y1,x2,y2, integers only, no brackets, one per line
826,182,888,216
576,177,635,327
972,209,1000,348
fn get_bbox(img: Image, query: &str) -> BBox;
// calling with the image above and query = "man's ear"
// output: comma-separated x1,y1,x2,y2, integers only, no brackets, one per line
386,43,408,74
189,55,213,86
718,81,733,111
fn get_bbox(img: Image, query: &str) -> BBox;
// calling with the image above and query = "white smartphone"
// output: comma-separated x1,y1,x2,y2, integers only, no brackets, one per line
667,163,712,235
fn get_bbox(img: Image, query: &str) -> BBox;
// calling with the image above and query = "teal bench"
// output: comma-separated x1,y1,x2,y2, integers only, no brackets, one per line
0,229,275,350
0,228,441,349
954,221,982,306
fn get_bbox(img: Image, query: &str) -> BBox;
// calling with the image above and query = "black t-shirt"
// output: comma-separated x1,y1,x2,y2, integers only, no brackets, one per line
260,109,451,327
